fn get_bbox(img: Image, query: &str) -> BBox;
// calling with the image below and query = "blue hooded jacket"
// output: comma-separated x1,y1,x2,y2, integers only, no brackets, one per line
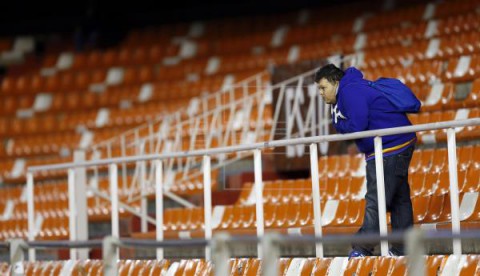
331,67,416,160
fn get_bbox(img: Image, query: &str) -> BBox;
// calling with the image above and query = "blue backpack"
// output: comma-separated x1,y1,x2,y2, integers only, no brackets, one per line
367,78,421,113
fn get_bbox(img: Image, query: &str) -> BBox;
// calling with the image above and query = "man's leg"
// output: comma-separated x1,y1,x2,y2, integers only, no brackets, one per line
390,147,415,255
351,156,398,255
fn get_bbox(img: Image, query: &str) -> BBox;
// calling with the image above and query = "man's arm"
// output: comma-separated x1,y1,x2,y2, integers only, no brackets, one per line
334,86,369,134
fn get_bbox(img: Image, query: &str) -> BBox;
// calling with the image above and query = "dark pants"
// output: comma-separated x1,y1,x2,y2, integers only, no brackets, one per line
352,146,414,255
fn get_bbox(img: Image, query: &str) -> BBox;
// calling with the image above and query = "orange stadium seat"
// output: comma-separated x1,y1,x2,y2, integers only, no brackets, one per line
1,2,480,272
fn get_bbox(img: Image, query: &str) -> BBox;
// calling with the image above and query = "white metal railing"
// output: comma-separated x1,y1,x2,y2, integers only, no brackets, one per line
85,72,272,209
80,62,337,229
26,118,480,261
7,230,480,276
74,55,356,237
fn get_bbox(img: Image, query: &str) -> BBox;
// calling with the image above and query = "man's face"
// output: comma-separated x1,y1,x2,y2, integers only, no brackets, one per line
317,78,338,104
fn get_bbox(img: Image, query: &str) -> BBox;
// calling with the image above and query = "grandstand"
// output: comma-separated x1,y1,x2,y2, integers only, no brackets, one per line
1,0,480,274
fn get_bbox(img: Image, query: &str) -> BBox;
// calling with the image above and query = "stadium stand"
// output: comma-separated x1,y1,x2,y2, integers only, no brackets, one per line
0,0,480,274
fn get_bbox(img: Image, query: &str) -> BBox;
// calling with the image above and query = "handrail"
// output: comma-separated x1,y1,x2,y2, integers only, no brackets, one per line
90,71,269,149
28,118,480,172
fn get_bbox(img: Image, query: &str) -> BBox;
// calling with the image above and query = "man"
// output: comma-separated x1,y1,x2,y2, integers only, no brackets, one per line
315,64,416,257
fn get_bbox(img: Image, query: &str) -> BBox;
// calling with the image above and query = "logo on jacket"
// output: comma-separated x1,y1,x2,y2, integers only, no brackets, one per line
331,104,346,124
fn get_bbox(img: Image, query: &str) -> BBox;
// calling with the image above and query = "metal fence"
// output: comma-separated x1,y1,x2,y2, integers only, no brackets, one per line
5,229,480,276
26,118,480,264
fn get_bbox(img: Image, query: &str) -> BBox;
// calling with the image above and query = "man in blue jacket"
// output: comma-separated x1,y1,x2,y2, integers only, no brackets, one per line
315,64,416,257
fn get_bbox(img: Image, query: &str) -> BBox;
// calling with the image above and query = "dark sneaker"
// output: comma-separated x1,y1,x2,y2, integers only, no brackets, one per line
348,250,365,259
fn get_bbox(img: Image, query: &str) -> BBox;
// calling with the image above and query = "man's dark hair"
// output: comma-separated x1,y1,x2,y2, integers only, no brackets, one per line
314,64,345,83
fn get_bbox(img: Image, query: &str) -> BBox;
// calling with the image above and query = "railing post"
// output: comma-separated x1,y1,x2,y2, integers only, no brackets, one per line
68,169,77,260
103,236,119,276
120,135,128,195
26,172,35,261
447,128,462,256
109,164,120,259
74,150,89,260
10,239,26,276
211,233,231,276
374,136,389,256
406,228,425,276
309,143,324,257
203,155,213,260
155,160,164,260
253,149,265,258
140,156,148,233
261,233,280,276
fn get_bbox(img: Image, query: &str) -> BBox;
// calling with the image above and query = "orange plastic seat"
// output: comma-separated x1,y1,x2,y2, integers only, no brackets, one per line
459,255,480,275
462,166,480,193
373,257,395,275
389,256,407,275
118,260,133,276
146,260,170,275
311,258,333,275
412,195,429,224
409,171,426,197
243,259,261,276
423,194,450,223
285,202,301,228
278,258,293,274
426,255,447,275
344,256,362,275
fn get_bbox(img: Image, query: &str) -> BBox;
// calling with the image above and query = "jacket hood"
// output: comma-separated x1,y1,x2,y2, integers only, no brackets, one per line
339,67,364,90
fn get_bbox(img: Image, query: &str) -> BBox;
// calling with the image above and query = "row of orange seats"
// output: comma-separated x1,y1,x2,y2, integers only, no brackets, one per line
363,30,480,72
363,58,440,84
283,21,353,47
408,146,480,174
42,45,180,70
411,111,480,143
134,190,480,241
444,55,480,82
365,10,480,50
0,157,70,182
21,259,168,275
233,165,479,206
6,126,131,158
412,192,480,225
0,183,68,206
236,177,365,205
434,0,480,19
423,91,480,113
15,255,480,276
365,22,428,50
187,2,479,63
435,31,480,59
0,70,262,135
410,166,480,197
0,199,134,240
204,32,273,55
167,168,220,196
0,202,123,241
0,62,253,97
231,145,478,203
189,1,457,56
0,83,206,118
361,40,431,69
136,199,363,239
0,214,68,241
4,110,258,159
3,179,472,242
362,4,426,32
0,99,189,139
315,144,480,180
297,37,356,62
